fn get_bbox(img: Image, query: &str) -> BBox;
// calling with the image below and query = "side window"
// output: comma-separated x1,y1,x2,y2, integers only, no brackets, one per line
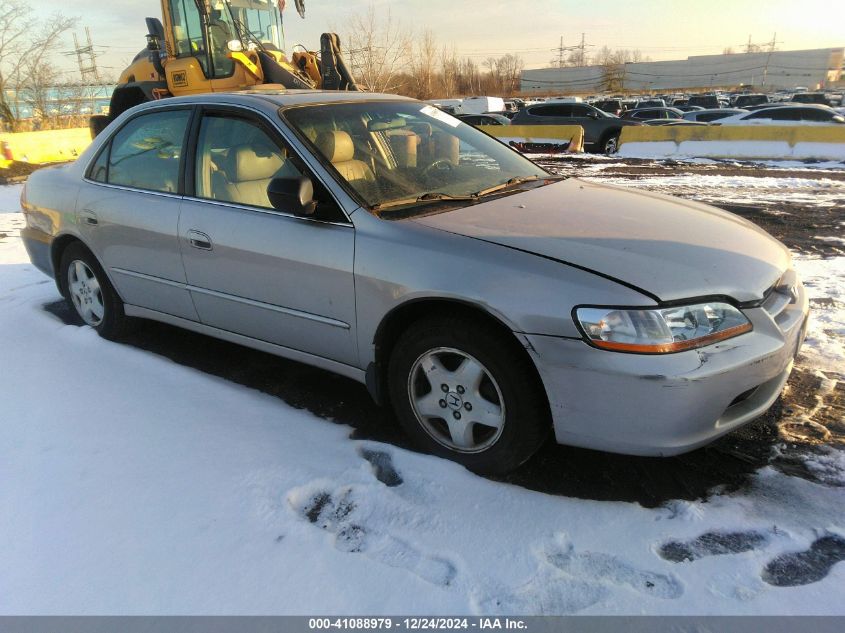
767,109,799,121
195,115,300,210
570,105,592,117
108,109,190,193
88,145,109,183
195,114,346,221
529,105,571,117
801,108,830,122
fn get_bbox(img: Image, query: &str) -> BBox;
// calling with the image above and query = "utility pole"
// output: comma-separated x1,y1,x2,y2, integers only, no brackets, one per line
550,36,579,68
71,27,101,83
762,32,779,88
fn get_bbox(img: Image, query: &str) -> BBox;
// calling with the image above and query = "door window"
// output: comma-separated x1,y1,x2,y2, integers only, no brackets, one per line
107,109,190,193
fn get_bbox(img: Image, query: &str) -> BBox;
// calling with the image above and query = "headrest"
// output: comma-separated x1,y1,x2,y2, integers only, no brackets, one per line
225,145,284,182
315,130,355,163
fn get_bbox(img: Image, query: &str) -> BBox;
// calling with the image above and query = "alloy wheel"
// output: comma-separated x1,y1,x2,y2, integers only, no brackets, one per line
67,259,104,327
408,347,506,453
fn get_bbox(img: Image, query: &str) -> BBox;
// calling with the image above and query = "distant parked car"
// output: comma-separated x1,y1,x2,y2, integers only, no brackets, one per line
687,94,722,109
790,92,829,106
647,120,708,126
744,103,790,112
593,99,624,116
716,104,845,125
634,99,666,109
455,113,511,126
682,108,748,123
621,107,684,121
674,105,704,112
510,102,642,153
733,94,769,108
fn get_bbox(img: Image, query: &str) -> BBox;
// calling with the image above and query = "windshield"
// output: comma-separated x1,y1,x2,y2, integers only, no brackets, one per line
282,101,550,213
221,0,284,50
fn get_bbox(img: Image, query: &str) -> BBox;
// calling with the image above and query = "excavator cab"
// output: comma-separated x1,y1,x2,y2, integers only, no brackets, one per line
91,0,357,137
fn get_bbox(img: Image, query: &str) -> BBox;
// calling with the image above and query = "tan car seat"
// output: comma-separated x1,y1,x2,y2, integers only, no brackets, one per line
315,130,375,185
214,144,290,208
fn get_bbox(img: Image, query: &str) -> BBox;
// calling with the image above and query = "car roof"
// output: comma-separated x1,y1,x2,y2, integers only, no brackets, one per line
137,89,415,109
755,103,834,111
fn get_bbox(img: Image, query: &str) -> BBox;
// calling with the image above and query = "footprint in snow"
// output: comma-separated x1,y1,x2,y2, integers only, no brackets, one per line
658,530,769,563
762,535,845,587
293,487,456,587
358,448,403,487
475,575,609,615
545,544,683,600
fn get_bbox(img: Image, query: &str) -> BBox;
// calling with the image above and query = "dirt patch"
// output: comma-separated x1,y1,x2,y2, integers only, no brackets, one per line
0,161,46,183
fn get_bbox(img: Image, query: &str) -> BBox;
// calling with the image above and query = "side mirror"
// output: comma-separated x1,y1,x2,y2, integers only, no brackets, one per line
267,176,317,216
586,111,599,119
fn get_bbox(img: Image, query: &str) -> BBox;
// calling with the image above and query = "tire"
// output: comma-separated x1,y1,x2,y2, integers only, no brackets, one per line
602,131,620,154
388,316,550,475
59,242,131,340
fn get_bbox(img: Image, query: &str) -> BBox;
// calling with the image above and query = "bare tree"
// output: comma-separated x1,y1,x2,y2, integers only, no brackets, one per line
343,4,411,93
496,53,524,96
407,29,438,99
0,2,76,129
439,44,459,98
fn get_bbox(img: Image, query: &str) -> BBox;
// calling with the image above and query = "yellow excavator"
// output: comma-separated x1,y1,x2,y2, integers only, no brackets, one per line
90,0,358,136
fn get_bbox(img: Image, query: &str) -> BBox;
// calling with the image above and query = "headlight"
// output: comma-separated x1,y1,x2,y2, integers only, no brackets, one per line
575,302,752,354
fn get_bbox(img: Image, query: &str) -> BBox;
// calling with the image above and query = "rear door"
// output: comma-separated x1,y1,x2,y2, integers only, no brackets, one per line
76,106,198,320
177,106,358,366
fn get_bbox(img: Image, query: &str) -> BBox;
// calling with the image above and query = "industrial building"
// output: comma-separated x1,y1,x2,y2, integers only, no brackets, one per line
521,47,844,94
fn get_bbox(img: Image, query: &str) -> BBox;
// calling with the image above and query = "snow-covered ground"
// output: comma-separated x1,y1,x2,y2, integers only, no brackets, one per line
0,182,843,615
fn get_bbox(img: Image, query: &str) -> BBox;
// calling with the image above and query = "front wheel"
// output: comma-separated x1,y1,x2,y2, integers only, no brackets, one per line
59,242,131,340
388,316,550,474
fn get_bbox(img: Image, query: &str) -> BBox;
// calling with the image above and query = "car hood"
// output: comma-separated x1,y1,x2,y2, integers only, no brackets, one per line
411,178,790,303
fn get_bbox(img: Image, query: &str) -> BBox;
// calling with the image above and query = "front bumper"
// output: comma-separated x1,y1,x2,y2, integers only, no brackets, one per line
526,280,809,456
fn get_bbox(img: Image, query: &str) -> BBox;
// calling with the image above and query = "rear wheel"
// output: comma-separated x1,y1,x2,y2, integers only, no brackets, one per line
59,242,131,340
388,316,550,474
602,132,620,154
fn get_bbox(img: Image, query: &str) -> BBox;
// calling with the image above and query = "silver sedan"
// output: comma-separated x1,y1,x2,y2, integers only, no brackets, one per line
21,90,808,474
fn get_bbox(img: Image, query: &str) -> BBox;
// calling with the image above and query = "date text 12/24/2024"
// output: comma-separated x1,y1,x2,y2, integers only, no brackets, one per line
308,618,528,630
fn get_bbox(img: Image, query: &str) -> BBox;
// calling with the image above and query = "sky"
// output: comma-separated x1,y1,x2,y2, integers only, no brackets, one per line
33,0,845,79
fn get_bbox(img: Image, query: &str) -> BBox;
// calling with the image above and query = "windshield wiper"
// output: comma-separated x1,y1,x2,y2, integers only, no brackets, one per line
472,176,540,198
371,192,476,212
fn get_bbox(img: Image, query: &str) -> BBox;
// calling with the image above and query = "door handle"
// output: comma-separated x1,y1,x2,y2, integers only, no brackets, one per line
78,210,98,226
187,229,213,251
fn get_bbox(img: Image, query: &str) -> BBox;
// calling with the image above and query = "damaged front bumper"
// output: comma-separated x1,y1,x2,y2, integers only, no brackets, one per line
525,279,809,456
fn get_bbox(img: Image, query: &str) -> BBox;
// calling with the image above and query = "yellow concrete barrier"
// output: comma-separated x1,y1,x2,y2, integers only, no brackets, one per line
0,128,92,168
478,124,584,154
617,125,845,160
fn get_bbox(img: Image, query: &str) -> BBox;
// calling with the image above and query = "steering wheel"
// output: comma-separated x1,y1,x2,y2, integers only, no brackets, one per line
421,159,456,179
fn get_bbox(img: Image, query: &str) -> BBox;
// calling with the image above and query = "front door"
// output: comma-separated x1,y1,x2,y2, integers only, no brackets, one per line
177,109,358,366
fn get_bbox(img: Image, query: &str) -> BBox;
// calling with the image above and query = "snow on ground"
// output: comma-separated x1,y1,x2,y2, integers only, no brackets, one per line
1,186,844,615
794,256,845,374
0,183,22,213
580,173,845,209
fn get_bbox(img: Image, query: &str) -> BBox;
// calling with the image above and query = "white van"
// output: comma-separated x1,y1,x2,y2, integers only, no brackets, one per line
460,96,506,114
